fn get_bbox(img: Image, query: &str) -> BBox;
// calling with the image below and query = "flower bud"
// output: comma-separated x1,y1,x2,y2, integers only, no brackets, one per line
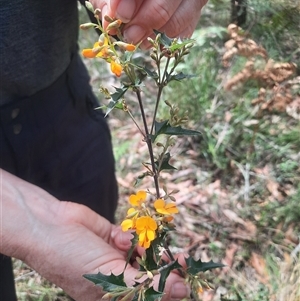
126,210,138,219
80,23,96,30
136,256,144,266
94,8,101,19
185,42,194,49
147,37,155,45
102,292,113,299
114,41,136,51
98,33,106,45
106,19,122,31
104,15,115,23
150,53,157,61
135,272,146,280
85,1,94,13
147,270,154,279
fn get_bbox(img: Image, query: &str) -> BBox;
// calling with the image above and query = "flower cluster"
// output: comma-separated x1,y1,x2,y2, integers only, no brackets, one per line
81,20,136,77
121,191,179,249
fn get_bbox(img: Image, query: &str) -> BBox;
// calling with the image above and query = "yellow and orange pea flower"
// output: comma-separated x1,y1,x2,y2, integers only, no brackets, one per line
81,37,135,77
110,60,122,77
82,38,111,59
129,190,147,207
121,208,138,231
135,216,158,249
154,198,179,215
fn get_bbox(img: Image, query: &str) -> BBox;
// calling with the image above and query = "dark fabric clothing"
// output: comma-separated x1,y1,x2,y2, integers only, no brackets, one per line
0,53,118,299
0,256,17,301
0,0,78,104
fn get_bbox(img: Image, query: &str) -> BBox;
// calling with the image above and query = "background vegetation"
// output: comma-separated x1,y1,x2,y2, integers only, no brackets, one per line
14,0,299,300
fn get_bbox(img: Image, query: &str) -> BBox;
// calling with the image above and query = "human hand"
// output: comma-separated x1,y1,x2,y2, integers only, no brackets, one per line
90,0,208,48
1,170,189,301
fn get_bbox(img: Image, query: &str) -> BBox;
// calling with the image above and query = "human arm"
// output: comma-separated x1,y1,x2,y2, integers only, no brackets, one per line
0,169,188,300
89,0,208,48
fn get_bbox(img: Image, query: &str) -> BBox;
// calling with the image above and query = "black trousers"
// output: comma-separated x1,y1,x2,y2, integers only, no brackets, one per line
0,53,118,300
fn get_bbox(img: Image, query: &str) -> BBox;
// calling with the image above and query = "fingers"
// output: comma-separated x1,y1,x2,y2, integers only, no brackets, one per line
120,0,182,44
108,0,141,23
158,0,204,39
89,0,207,48
58,201,113,242
88,0,110,28
157,272,190,300
110,226,134,251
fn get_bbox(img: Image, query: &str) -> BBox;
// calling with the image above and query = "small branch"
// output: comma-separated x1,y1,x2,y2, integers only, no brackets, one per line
126,108,146,138
135,89,160,198
150,57,171,135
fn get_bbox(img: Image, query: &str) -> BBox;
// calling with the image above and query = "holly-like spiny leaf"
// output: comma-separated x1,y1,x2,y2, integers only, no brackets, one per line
83,271,127,292
124,233,139,270
158,260,182,292
151,120,201,142
155,152,176,172
105,86,128,116
166,72,197,83
185,257,225,275
169,38,194,52
153,30,173,47
142,232,167,271
144,287,164,301
141,66,159,80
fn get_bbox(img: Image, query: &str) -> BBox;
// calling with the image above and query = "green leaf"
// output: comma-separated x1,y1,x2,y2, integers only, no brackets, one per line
143,233,167,271
158,260,182,292
156,153,176,172
153,30,173,47
105,86,128,116
151,120,201,142
185,257,225,275
144,287,164,301
134,172,151,186
111,86,128,102
124,233,139,270
141,66,159,80
167,72,197,83
169,38,194,52
83,272,127,292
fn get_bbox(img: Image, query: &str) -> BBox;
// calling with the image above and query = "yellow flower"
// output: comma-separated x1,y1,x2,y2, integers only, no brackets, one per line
121,208,138,231
154,199,179,215
82,38,111,59
129,190,147,207
110,60,123,77
136,216,157,249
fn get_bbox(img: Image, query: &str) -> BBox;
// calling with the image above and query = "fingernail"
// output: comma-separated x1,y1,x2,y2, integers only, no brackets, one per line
171,282,190,299
124,25,145,44
120,231,134,248
110,226,118,239
116,0,136,23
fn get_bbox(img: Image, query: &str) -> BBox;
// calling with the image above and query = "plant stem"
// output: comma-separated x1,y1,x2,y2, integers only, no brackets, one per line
150,57,171,135
126,108,146,138
135,89,160,198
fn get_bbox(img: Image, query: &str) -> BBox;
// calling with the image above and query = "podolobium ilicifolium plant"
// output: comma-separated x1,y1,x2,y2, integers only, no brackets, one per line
80,1,224,300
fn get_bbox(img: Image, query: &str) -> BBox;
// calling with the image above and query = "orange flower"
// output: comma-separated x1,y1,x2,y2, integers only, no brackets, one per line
110,60,122,77
129,190,147,207
114,41,136,52
135,216,157,249
154,199,178,215
125,44,136,51
121,208,138,231
82,39,111,59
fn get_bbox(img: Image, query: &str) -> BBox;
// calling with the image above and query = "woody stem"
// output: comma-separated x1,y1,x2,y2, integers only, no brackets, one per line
135,88,160,199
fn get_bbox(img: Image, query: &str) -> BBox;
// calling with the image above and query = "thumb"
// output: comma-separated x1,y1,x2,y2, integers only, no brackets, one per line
110,226,134,251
